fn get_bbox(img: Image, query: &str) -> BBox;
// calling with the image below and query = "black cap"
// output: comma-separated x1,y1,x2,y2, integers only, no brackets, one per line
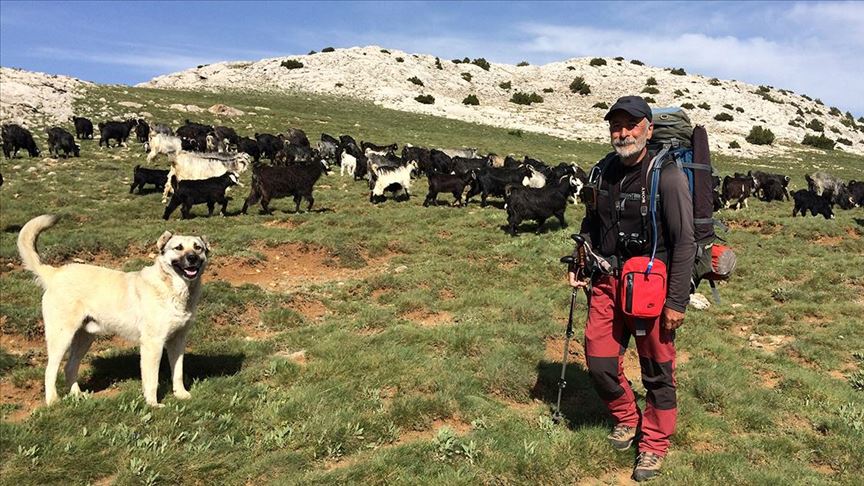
604,95,652,122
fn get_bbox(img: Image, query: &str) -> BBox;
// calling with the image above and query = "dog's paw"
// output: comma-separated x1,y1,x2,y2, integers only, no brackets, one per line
174,390,192,400
69,383,82,395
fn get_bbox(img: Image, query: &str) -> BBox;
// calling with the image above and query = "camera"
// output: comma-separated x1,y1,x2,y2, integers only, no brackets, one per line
617,232,648,258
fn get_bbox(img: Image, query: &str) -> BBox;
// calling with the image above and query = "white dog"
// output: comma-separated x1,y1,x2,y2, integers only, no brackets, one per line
17,214,209,407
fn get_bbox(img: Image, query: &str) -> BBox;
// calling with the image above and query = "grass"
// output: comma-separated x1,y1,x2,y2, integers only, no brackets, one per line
0,83,863,485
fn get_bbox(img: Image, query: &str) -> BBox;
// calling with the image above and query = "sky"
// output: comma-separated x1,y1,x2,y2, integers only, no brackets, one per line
1,1,862,115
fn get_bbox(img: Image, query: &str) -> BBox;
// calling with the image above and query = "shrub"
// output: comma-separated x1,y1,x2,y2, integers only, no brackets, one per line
281,59,304,69
641,86,659,94
322,47,335,52
760,93,783,104
508,129,523,137
723,103,734,110
614,56,624,61
435,57,443,70
589,58,607,66
569,76,591,95
462,94,479,106
472,58,491,70
510,91,544,105
815,98,824,105
802,134,835,150
499,81,511,90
698,102,711,110
829,106,842,116
517,61,530,67
542,87,554,93
415,94,435,104
840,117,858,129
801,94,812,101
714,113,734,121
736,107,745,113
757,85,770,94
646,77,657,86
381,49,391,54
681,102,695,110
859,117,864,124
395,57,404,63
630,59,644,66
670,67,686,75
806,119,825,132
829,126,841,134
709,78,722,86
729,140,741,149
567,66,576,71
593,102,609,109
673,89,685,97
746,126,775,145
408,76,424,86
452,58,462,64
643,96,656,103
789,119,801,128
307,50,316,55
837,138,852,146
461,72,472,82
335,82,343,87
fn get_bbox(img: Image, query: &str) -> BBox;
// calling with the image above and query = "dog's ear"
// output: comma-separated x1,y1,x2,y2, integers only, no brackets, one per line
157,231,173,253
199,236,211,254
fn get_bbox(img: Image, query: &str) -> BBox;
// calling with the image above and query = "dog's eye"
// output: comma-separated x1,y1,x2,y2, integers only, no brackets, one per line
174,244,183,251
193,244,202,251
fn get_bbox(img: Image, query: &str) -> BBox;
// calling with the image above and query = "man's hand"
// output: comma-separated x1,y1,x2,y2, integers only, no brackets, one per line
662,307,685,331
568,271,589,289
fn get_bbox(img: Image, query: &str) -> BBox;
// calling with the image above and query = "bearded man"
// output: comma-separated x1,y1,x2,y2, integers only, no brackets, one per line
567,96,695,481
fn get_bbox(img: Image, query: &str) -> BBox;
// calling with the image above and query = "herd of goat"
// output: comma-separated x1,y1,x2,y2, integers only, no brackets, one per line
1,117,863,232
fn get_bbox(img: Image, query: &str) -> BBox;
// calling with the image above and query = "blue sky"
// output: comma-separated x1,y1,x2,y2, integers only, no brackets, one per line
2,1,862,114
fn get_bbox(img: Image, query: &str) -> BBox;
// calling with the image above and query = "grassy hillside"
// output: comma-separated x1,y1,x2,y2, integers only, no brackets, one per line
1,85,862,485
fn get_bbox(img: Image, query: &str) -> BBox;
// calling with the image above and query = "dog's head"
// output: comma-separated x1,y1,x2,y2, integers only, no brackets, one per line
156,231,210,281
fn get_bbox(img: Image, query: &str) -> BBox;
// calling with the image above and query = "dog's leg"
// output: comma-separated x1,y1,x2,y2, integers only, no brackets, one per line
64,329,96,396
43,306,79,405
140,340,164,407
165,330,191,400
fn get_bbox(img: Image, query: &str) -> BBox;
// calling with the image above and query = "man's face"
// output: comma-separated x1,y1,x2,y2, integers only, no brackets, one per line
608,111,653,159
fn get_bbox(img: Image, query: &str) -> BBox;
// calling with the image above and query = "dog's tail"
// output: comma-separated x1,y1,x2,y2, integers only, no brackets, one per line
17,214,59,287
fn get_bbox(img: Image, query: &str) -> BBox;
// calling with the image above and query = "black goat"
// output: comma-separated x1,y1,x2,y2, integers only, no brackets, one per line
505,176,580,235
2,124,40,158
135,119,150,143
163,172,238,220
255,133,284,161
130,165,169,194
424,172,474,207
71,116,94,139
242,160,331,214
467,165,532,206
792,189,834,219
238,137,261,163
46,127,79,158
98,119,137,148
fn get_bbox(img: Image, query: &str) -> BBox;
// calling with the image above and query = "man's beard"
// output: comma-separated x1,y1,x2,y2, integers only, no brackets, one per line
612,133,647,158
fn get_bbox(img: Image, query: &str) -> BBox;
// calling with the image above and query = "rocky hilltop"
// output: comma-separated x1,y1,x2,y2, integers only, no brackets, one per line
140,46,864,157
0,67,92,128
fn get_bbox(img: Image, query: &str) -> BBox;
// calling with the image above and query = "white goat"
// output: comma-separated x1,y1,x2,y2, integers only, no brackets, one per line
146,133,183,163
162,151,252,203
522,166,546,188
340,152,357,177
369,161,418,202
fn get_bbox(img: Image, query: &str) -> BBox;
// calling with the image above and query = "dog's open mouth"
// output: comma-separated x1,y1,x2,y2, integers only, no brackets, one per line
172,262,202,279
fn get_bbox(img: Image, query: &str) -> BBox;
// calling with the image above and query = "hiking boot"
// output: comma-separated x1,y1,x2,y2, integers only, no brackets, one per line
632,452,664,482
606,424,637,451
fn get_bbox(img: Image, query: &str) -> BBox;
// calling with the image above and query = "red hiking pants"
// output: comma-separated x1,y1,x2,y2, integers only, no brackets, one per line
583,274,677,456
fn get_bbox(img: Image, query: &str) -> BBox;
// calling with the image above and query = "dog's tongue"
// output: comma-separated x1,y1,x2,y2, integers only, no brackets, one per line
183,268,198,278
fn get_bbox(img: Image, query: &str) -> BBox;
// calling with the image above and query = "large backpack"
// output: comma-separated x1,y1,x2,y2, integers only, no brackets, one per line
647,107,735,304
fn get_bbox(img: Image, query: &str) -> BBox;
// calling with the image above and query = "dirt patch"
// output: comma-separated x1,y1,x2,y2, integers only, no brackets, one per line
544,336,641,386
295,299,328,322
262,219,302,230
0,380,42,422
275,349,307,365
207,242,395,291
402,309,453,327
438,288,455,300
787,349,819,370
747,333,793,353
844,227,861,240
371,288,390,301
576,468,634,486
814,235,844,246
725,219,782,235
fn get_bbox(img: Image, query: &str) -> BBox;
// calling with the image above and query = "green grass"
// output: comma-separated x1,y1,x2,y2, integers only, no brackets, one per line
0,84,862,485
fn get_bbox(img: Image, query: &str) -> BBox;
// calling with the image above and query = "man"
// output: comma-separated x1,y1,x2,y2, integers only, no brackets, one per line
568,96,695,481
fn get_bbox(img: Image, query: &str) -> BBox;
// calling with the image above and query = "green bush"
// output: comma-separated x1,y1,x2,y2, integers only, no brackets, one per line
435,57,443,70
510,91,543,105
830,126,841,134
567,66,576,71
462,94,479,106
322,47,335,53
643,96,656,103
840,117,858,129
670,67,686,75
698,102,711,110
381,49,391,54
801,94,812,101
815,98,824,105
395,57,404,63
714,113,734,121
614,56,624,61
789,119,801,128
508,129,523,137
589,58,607,66
471,58,491,70
307,50,316,55
729,140,741,149
592,102,609,109
736,107,744,113
757,85,770,94
641,86,660,94
837,138,852,146
630,59,644,66
709,78,722,86
723,103,734,110
646,77,657,86
335,83,343,87
452,58,462,64
829,107,842,116
806,119,825,132
415,94,435,105
802,134,835,150
517,61,529,67
673,89,685,97
681,102,695,110
461,72,472,82
569,76,591,95
280,59,304,69
408,76,424,86
499,81,511,90
746,126,776,145
542,87,554,93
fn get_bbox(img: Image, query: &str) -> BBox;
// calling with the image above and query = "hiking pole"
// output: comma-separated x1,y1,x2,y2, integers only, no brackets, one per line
552,260,578,425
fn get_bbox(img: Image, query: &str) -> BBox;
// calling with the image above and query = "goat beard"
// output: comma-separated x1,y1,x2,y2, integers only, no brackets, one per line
612,133,648,159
